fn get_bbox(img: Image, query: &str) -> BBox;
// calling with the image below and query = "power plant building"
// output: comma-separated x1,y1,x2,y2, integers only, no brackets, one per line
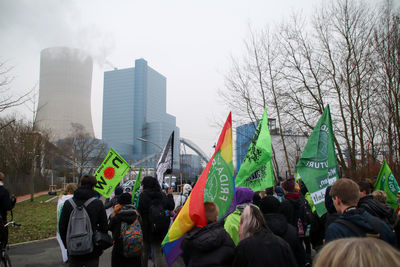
102,58,180,168
35,47,95,140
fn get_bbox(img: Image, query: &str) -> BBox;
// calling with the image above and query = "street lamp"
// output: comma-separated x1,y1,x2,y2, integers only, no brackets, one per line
136,137,163,151
136,137,163,177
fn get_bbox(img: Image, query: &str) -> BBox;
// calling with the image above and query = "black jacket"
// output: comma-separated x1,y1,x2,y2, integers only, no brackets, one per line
181,221,235,267
280,192,306,229
232,228,298,267
58,187,108,259
358,195,397,226
264,213,305,267
138,188,174,242
0,185,15,223
108,205,141,267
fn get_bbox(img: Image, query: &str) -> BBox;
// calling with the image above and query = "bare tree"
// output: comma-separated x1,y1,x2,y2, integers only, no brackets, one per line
221,0,400,180
0,61,31,113
57,123,107,181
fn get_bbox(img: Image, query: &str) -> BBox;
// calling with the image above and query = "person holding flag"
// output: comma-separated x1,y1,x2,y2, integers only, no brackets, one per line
357,180,396,227
138,176,174,267
162,113,235,266
180,201,235,266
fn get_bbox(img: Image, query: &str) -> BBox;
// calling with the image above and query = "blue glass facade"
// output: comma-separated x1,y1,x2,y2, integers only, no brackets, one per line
236,122,257,172
102,59,180,168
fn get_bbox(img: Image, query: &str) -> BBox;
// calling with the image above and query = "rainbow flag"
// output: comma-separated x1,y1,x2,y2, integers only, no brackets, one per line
162,113,235,266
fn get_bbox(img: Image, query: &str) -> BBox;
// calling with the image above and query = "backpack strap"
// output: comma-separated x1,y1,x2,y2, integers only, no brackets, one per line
68,198,77,209
68,197,96,209
335,218,365,237
84,197,96,208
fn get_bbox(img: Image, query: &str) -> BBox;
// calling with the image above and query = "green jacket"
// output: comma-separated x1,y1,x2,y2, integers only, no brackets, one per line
224,209,242,245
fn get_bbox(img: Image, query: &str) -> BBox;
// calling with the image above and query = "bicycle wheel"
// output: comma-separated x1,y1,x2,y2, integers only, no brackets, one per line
0,253,11,267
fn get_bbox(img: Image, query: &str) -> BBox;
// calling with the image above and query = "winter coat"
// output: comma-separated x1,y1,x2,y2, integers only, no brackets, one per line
280,192,305,229
138,188,174,242
181,220,235,267
325,207,397,247
263,213,305,267
58,186,108,260
358,195,397,226
109,204,141,267
232,228,298,267
0,185,15,223
224,188,254,245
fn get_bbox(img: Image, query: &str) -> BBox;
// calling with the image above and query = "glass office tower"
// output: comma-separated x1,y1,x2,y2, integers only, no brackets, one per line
102,59,179,168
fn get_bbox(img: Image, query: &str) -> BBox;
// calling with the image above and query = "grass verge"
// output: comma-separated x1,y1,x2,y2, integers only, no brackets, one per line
8,194,58,244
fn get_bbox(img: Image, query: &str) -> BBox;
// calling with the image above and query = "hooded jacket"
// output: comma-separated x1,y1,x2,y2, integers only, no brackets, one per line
232,228,297,267
224,187,254,245
280,192,305,229
58,186,108,259
181,220,235,267
358,195,397,226
264,213,305,267
108,204,141,266
325,208,397,247
138,187,175,242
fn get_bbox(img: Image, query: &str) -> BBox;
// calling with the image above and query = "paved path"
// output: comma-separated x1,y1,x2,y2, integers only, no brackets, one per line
16,191,51,203
9,237,185,267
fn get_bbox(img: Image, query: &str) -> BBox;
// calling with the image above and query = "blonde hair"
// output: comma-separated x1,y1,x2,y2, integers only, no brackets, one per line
313,238,400,267
64,183,77,195
239,204,267,241
372,190,387,204
0,172,4,181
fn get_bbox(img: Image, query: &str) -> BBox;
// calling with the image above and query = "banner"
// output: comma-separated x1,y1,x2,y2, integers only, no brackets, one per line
57,194,73,262
374,160,400,211
296,105,339,217
235,108,274,191
162,113,235,266
156,131,174,187
132,167,142,209
94,148,131,198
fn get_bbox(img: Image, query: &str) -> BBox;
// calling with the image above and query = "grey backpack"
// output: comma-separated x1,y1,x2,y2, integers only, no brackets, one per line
66,197,96,255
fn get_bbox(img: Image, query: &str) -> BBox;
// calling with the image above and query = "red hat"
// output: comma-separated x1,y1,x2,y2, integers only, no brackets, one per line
281,177,295,192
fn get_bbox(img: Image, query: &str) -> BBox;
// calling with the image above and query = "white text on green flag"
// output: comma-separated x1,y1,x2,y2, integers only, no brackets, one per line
374,160,400,211
296,105,339,217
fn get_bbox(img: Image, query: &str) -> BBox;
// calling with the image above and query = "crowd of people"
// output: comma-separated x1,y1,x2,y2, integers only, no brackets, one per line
1,171,400,267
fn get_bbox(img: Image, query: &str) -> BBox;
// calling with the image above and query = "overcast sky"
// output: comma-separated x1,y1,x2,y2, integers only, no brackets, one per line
0,0,321,157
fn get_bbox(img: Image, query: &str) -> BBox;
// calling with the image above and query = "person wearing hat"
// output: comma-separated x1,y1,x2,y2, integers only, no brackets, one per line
109,192,142,267
0,172,16,250
280,177,309,265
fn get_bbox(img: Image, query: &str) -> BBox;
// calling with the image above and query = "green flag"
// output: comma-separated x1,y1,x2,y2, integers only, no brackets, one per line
374,160,400,211
132,167,142,208
236,108,274,191
94,148,131,198
296,105,339,217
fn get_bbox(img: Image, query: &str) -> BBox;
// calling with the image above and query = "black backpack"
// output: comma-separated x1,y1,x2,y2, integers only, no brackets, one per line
148,201,170,236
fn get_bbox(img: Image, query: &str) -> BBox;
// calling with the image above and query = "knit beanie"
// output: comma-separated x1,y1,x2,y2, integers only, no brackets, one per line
118,192,132,205
260,196,280,214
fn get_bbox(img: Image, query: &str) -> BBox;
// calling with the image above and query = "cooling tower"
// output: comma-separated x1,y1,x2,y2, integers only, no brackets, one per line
35,47,94,140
